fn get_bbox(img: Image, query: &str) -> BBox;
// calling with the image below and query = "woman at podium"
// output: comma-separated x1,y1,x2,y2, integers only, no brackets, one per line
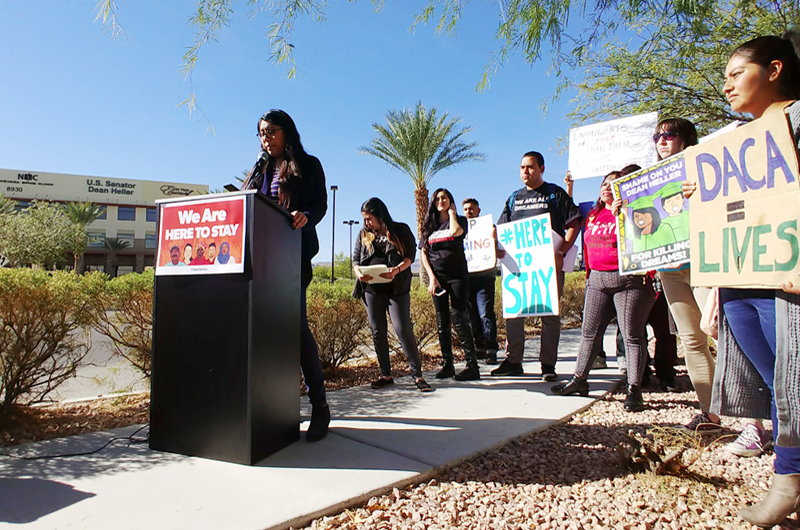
244,109,331,442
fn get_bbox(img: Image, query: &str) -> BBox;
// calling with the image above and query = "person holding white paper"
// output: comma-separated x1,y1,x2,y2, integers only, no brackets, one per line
353,198,432,392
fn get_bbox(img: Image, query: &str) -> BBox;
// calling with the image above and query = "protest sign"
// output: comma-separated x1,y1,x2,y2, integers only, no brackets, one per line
568,112,659,180
611,154,690,274
496,213,559,318
156,194,247,276
686,109,800,288
464,214,496,273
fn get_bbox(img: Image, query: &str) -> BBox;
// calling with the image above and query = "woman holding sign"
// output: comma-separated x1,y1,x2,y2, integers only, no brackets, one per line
683,34,800,527
242,109,331,443
353,198,432,392
551,171,655,412
419,188,480,381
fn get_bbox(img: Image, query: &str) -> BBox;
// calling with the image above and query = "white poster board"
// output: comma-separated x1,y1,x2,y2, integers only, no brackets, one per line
464,214,496,273
497,213,559,318
568,112,659,180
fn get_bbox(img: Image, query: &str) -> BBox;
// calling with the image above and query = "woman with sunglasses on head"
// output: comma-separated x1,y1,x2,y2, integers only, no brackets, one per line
683,34,800,527
353,198,432,392
242,109,331,443
419,188,480,381
551,171,655,411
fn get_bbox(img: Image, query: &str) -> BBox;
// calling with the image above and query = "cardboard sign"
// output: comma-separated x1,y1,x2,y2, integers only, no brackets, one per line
496,213,559,318
611,154,691,274
687,109,800,287
155,195,247,276
568,112,659,180
464,214,496,273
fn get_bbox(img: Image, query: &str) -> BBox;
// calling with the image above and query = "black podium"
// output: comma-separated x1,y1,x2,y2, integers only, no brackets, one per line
149,191,301,465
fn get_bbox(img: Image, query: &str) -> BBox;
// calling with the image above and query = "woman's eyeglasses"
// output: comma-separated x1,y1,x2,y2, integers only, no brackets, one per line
257,127,282,139
653,131,678,142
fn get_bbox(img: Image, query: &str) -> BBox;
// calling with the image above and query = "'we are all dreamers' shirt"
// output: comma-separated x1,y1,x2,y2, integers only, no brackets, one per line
498,182,582,240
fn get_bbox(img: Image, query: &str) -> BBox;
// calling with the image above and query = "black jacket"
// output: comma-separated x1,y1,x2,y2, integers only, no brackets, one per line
352,222,416,298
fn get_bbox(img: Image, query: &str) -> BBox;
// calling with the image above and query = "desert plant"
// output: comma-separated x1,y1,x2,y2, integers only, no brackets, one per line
0,201,86,269
306,279,370,370
92,270,154,378
392,279,439,357
561,272,587,326
0,269,104,412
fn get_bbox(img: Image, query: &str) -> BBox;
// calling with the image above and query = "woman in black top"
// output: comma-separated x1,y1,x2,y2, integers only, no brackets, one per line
419,188,480,381
242,109,330,442
353,198,432,392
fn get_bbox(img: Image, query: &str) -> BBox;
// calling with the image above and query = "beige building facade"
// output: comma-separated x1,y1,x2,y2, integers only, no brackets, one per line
0,168,209,274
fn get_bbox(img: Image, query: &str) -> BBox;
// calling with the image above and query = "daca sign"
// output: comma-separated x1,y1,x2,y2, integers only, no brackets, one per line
687,109,800,288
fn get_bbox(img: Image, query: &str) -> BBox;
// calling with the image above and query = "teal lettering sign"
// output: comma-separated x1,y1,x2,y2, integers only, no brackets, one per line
498,213,560,317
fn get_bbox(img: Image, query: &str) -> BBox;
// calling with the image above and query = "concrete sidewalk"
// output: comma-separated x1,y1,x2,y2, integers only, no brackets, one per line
0,328,620,530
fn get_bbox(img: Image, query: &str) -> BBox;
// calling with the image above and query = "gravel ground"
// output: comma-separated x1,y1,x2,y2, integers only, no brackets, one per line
296,380,799,530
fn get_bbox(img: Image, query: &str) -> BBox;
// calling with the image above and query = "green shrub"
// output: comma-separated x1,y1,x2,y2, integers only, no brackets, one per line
393,280,438,356
92,270,154,378
561,272,586,326
0,269,103,412
306,279,370,370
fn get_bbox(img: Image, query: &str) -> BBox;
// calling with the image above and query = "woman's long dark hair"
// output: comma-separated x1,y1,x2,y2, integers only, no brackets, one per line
360,197,406,256
732,32,800,100
655,118,698,160
244,109,309,204
588,171,620,221
421,188,456,243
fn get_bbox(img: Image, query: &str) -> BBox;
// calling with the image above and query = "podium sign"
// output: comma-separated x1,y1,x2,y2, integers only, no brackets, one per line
155,195,246,275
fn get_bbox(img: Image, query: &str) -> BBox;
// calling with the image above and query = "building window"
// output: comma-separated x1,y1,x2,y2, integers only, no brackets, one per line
146,208,157,223
145,233,157,249
116,232,136,248
14,201,31,212
88,232,106,248
96,205,107,220
118,207,136,221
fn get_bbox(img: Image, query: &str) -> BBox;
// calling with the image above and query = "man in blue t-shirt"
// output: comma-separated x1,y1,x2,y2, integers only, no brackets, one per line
492,151,583,381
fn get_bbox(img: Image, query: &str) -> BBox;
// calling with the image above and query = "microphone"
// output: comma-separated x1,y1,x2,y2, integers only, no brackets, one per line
244,150,269,191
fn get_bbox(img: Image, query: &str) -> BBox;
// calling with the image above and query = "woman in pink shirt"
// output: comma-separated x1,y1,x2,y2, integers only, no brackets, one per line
552,171,655,412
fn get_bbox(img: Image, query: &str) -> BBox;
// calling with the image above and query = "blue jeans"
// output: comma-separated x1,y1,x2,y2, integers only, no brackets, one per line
467,272,499,352
721,288,800,474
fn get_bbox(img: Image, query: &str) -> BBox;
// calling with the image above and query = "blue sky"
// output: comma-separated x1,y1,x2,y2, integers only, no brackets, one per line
0,1,605,259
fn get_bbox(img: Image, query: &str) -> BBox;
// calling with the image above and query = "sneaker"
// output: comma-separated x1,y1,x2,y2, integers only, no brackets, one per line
415,378,433,392
680,412,723,435
724,423,767,456
592,356,608,369
541,363,558,382
490,359,523,376
370,377,395,389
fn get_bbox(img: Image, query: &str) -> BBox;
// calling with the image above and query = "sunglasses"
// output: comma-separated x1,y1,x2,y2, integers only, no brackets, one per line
653,131,679,142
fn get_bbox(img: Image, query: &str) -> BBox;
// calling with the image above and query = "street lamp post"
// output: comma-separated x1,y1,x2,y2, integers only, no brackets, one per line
330,185,338,284
343,220,359,279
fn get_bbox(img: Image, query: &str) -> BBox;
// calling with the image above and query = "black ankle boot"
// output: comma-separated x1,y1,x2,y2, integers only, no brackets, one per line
551,376,589,396
624,385,644,412
454,360,481,381
435,361,455,379
306,404,330,442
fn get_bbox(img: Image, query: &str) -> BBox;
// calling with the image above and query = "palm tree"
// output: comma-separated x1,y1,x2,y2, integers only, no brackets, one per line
359,101,485,282
104,237,131,278
63,202,105,272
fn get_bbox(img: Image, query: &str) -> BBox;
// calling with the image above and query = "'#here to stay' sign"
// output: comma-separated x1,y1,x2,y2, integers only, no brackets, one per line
497,213,559,318
687,108,800,288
